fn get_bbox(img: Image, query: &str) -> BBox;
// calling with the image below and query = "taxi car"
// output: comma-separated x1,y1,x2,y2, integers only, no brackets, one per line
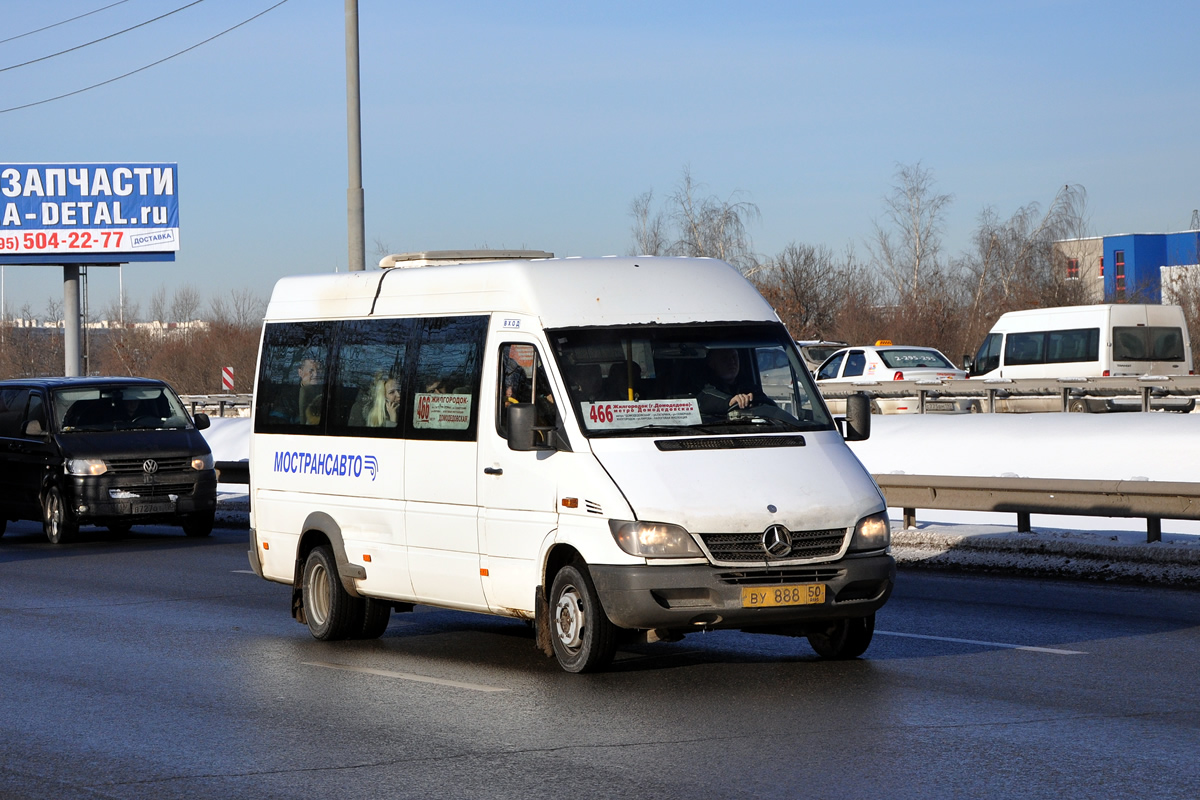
815,341,975,414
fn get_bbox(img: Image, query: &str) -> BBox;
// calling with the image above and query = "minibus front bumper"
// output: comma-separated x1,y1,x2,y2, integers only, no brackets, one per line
588,553,895,631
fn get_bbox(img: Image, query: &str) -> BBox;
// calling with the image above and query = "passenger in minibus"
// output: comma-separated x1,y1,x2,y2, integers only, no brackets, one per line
271,356,324,425
364,375,401,428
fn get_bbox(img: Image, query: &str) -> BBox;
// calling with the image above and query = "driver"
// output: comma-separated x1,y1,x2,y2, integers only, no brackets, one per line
697,348,778,417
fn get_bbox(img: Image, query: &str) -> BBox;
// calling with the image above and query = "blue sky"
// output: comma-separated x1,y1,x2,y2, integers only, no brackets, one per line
1,0,1197,319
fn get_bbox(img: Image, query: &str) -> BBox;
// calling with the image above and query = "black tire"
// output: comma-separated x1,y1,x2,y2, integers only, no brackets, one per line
0,518,7,538
1068,398,1089,414
181,511,214,538
302,546,362,641
42,486,78,545
354,598,392,640
548,561,617,673
807,614,875,660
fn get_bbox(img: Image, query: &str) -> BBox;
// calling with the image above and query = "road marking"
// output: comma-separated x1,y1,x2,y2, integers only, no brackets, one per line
303,661,509,692
875,630,1086,655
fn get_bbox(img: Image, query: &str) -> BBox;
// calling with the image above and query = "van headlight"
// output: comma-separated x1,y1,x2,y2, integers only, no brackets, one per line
191,453,214,471
849,512,890,552
66,458,107,476
609,520,703,558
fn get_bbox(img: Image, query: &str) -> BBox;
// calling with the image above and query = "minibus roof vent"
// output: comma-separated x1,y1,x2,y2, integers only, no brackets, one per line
378,250,555,269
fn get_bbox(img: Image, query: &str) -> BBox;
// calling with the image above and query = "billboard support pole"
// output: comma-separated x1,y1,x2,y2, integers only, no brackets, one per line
63,265,82,377
345,0,365,272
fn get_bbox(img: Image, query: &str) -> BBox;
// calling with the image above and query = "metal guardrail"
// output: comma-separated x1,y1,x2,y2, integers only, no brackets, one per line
181,393,253,418
875,473,1200,543
819,375,1200,413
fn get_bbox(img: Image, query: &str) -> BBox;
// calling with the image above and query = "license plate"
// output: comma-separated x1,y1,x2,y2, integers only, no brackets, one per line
925,401,955,411
132,502,174,515
741,584,826,608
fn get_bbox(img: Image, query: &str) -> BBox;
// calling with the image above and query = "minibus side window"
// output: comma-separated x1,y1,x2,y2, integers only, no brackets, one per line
406,316,487,442
328,317,413,436
1045,328,1099,364
1004,332,1045,366
496,343,556,438
255,322,334,433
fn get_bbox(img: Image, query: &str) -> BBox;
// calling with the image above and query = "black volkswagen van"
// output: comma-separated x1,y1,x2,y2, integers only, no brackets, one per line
0,377,217,544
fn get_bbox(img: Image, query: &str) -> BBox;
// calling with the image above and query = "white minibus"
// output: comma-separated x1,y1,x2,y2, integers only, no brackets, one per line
967,303,1194,412
246,255,894,672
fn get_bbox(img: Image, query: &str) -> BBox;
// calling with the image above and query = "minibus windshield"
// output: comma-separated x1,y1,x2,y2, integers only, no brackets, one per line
548,323,834,437
56,385,193,432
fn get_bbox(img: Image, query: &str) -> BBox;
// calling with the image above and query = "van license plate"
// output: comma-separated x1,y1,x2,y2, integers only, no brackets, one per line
741,584,826,608
132,502,173,515
925,401,954,411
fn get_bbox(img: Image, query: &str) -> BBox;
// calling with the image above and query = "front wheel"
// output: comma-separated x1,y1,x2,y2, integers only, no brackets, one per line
42,486,78,545
548,562,617,673
182,511,214,538
302,546,362,641
807,614,875,660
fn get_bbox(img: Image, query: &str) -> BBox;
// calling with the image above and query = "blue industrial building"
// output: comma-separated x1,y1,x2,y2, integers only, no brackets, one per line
1102,230,1200,302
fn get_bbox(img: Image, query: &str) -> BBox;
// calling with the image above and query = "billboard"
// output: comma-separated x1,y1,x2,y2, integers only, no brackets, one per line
0,162,179,262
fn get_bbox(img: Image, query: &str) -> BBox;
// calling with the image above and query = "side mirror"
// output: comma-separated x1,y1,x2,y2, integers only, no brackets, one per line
842,392,871,442
193,412,210,431
962,355,974,374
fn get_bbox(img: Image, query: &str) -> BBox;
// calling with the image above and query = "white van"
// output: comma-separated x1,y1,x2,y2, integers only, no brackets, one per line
246,255,894,672
967,304,1195,412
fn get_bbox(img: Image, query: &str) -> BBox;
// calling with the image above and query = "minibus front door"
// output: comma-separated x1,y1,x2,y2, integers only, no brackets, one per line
477,341,560,617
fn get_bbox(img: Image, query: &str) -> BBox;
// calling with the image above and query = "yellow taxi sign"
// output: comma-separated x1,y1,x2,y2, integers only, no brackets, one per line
875,339,893,346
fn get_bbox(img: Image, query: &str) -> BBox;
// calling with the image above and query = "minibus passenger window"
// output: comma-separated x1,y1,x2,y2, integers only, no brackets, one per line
255,321,334,432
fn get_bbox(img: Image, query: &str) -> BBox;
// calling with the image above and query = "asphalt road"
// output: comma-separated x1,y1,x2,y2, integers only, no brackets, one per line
2,521,1198,799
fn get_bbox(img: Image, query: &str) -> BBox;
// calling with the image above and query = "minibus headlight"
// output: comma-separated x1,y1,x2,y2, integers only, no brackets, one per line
66,458,107,476
191,453,214,471
849,512,890,552
609,520,703,558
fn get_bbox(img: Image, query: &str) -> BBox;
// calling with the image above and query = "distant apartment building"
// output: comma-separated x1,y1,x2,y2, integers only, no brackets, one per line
1054,229,1200,303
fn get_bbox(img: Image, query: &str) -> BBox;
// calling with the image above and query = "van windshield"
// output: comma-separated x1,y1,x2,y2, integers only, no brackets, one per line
548,323,834,437
55,385,193,432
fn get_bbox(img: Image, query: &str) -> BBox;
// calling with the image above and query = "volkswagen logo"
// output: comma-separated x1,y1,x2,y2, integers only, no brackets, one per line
762,524,792,558
142,459,159,474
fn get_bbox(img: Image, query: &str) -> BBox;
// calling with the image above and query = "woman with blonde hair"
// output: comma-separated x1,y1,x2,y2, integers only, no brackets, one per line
365,374,401,427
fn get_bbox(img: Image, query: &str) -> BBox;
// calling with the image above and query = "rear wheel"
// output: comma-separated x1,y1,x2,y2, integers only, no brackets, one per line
182,511,214,538
807,614,875,660
355,598,392,640
302,546,361,641
42,486,78,545
549,562,617,673
1068,398,1089,414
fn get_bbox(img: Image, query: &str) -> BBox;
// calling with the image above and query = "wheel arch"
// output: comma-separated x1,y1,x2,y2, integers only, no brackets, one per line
290,511,364,623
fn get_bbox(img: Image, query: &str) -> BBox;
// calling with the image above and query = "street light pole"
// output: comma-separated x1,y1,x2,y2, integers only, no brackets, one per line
345,0,365,272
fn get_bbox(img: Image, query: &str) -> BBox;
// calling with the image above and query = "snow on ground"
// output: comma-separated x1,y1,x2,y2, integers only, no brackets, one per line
203,411,1200,582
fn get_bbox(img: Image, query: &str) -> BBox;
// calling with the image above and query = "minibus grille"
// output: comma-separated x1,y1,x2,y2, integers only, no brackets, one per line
716,567,843,585
106,457,192,474
699,528,845,562
655,436,806,451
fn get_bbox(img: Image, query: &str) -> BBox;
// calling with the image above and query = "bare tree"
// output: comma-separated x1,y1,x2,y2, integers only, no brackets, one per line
752,243,843,338
169,285,202,324
628,167,761,272
869,162,953,306
958,184,1091,354
628,190,668,256
208,288,266,329
148,285,167,323
44,296,63,327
